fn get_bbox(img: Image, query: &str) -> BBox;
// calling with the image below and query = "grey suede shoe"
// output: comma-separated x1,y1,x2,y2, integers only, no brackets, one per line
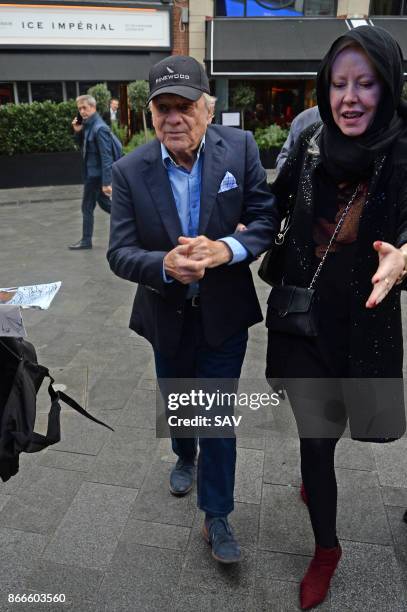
202,516,241,564
169,458,195,496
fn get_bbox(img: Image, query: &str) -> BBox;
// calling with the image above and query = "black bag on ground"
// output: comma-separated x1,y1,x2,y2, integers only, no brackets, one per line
0,337,113,482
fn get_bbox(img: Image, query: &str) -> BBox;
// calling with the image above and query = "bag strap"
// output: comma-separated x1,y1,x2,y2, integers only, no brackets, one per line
308,183,362,290
26,373,114,453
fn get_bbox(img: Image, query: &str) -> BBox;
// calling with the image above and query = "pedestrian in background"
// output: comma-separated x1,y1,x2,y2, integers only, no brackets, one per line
275,105,321,172
266,26,407,610
70,94,113,250
103,97,120,127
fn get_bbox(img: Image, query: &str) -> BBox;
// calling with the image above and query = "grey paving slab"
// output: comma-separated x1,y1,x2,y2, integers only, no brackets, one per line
0,461,37,495
225,502,261,549
0,528,48,597
120,518,190,551
96,358,146,383
84,427,157,488
87,377,137,412
335,438,375,471
25,561,103,610
1,185,407,611
36,366,88,413
373,439,407,488
386,506,407,583
38,450,95,472
156,437,174,462
37,332,93,367
130,458,197,526
381,486,407,507
259,484,314,555
179,512,256,597
0,496,10,512
263,399,299,440
256,549,310,584
235,447,264,505
0,185,82,205
95,426,156,459
43,482,138,571
236,433,266,450
331,540,407,612
253,578,331,612
336,468,392,545
0,467,83,534
171,587,252,612
263,436,301,486
52,413,112,455
96,543,183,612
117,388,157,430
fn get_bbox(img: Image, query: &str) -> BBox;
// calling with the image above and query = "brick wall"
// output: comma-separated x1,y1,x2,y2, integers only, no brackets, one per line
172,3,189,56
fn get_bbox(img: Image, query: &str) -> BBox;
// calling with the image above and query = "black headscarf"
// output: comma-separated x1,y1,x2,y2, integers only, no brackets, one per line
317,25,407,184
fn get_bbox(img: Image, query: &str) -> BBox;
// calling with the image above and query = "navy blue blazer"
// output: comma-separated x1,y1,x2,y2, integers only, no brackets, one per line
107,124,280,356
77,113,113,186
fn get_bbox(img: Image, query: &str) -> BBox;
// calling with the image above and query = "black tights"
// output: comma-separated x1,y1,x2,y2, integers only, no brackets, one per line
300,437,339,548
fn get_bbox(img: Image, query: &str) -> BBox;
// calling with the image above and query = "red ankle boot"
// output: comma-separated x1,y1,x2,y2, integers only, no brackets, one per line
300,542,342,610
300,482,308,506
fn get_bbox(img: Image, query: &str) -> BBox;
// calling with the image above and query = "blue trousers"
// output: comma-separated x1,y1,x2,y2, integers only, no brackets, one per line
154,303,248,516
81,178,111,242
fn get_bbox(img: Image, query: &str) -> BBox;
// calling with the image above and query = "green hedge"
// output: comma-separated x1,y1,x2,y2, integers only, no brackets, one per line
0,100,78,156
254,124,289,150
0,99,289,157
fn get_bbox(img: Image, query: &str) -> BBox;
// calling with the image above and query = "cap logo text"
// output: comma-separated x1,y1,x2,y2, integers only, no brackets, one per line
156,74,190,83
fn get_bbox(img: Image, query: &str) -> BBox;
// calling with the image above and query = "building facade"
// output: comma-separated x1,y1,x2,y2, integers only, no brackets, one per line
1,0,406,129
0,0,188,107
187,0,407,127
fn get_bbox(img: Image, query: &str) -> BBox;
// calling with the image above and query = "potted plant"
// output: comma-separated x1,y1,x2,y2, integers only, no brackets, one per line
231,84,255,130
127,81,150,143
87,83,111,116
254,124,289,169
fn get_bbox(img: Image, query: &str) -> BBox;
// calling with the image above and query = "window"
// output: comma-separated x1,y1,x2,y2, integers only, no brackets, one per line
0,83,14,104
78,82,99,95
17,82,29,104
31,82,63,103
215,0,336,17
370,0,406,14
65,81,78,100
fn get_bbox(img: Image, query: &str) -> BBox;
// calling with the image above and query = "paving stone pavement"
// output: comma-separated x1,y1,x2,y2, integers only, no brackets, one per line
0,183,407,612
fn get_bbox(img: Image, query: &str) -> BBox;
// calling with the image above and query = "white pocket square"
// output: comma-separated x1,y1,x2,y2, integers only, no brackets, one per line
218,171,238,193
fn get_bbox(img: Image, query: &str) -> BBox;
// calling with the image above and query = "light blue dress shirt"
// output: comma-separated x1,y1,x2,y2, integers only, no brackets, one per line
161,137,248,295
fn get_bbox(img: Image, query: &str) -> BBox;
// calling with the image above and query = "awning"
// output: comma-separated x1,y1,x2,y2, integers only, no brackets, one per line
206,17,407,77
0,50,167,81
370,18,407,69
206,18,350,77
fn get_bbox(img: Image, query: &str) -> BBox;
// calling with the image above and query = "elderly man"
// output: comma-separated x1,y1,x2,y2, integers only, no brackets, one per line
70,95,113,250
107,56,278,563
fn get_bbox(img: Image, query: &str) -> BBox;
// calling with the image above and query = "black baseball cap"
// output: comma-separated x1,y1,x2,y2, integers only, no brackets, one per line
147,55,210,104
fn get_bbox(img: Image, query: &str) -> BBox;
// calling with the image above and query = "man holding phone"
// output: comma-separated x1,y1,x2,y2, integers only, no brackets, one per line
70,95,113,250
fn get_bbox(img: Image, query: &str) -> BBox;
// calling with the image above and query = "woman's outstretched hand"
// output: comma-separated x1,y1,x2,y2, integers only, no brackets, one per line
366,241,405,308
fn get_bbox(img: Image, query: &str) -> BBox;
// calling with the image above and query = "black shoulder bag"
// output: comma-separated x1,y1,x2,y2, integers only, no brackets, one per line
266,184,362,337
